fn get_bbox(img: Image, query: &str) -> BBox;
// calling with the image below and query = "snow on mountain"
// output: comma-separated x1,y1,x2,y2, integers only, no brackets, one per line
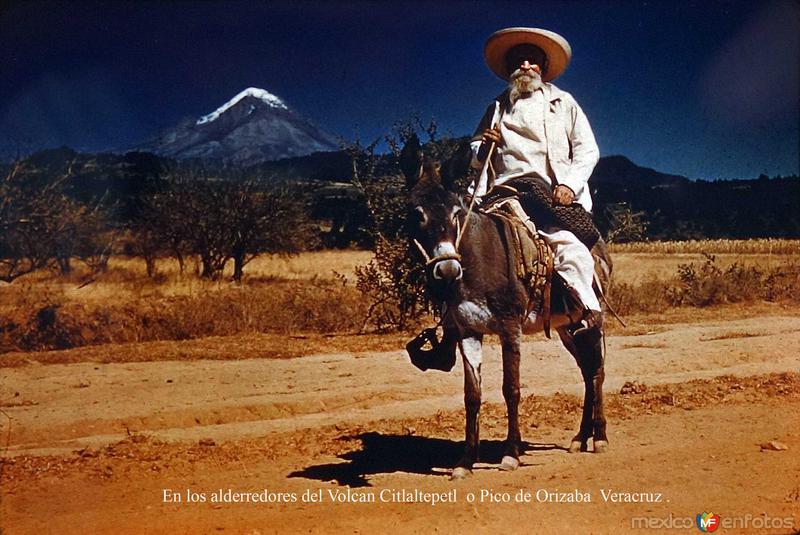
136,87,339,165
196,87,288,125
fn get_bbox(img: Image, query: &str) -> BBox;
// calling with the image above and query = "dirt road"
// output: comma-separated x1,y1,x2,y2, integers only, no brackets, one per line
2,315,799,533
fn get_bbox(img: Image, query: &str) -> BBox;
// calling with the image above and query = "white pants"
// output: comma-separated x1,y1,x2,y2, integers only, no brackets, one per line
539,227,601,312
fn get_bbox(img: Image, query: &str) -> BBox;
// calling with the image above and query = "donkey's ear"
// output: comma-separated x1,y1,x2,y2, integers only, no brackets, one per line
440,141,473,191
399,134,423,188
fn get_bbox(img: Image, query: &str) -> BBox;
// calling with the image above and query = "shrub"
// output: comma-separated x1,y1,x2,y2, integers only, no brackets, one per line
607,254,800,314
354,238,427,332
0,277,367,353
667,254,784,306
350,119,469,332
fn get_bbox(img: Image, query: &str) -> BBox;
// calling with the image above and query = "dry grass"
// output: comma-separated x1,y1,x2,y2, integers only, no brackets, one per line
608,250,800,314
699,331,763,342
2,245,800,354
612,253,800,283
0,253,373,353
6,251,372,300
0,279,369,352
244,250,373,280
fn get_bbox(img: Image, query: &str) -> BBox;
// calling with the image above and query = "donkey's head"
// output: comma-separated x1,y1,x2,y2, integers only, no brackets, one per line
400,135,473,284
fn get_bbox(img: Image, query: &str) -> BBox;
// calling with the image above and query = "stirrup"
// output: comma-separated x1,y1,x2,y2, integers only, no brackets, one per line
406,327,457,372
568,309,603,338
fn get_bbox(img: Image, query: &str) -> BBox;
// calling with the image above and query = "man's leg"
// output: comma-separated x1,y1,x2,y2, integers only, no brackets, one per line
539,227,601,314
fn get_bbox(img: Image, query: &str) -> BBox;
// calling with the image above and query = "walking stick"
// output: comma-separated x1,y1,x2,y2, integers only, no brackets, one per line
455,122,501,252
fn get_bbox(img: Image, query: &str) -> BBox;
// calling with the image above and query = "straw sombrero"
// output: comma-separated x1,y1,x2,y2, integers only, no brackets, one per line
484,27,572,82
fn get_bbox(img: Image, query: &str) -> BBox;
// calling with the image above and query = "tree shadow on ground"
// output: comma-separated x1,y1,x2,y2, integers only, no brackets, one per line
288,432,566,487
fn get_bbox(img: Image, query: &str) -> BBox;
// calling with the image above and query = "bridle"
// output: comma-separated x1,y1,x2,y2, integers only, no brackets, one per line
411,136,497,270
411,191,476,269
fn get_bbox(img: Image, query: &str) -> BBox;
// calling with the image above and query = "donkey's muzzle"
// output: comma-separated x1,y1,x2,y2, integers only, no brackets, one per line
432,259,463,282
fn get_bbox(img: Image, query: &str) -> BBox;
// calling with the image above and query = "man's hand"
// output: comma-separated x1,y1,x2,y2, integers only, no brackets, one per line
481,126,503,146
476,126,502,164
553,184,575,206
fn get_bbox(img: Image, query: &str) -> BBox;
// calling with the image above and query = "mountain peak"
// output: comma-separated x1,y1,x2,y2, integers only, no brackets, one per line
136,87,338,165
196,87,288,125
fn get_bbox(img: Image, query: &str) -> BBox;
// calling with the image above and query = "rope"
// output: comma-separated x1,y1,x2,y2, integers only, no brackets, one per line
413,238,461,266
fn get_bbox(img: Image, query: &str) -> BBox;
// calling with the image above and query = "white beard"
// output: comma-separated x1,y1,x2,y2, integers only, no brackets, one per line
509,68,544,105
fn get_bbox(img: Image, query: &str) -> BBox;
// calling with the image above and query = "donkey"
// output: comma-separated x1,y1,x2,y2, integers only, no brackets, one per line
400,136,609,479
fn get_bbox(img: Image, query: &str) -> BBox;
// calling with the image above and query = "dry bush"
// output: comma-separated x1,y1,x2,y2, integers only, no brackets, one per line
668,255,800,306
349,121,471,332
608,255,800,314
354,238,427,332
603,202,649,243
607,278,672,314
0,276,367,353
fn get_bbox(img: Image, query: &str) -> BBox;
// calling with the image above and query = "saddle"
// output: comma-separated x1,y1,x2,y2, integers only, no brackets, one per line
481,193,555,337
482,177,601,249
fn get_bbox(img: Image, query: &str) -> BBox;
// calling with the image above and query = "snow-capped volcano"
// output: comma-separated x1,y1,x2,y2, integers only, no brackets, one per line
136,87,339,165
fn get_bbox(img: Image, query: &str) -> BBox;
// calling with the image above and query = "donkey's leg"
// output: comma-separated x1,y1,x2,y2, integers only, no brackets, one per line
558,325,608,453
558,326,593,452
583,327,609,453
499,327,522,471
452,335,482,480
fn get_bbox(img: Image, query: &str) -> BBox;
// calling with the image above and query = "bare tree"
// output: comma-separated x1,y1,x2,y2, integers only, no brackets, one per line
0,162,50,281
131,173,316,281
0,159,114,282
131,185,193,277
604,202,649,243
0,160,73,281
225,182,314,282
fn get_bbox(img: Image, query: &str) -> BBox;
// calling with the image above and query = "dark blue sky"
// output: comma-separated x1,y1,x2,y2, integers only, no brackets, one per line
1,0,798,180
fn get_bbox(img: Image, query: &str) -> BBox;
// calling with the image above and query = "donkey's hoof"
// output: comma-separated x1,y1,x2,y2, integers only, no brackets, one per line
568,440,586,453
450,467,472,480
594,440,609,453
499,456,519,471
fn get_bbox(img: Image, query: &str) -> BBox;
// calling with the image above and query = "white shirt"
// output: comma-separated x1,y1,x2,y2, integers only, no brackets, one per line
496,89,551,186
470,83,600,212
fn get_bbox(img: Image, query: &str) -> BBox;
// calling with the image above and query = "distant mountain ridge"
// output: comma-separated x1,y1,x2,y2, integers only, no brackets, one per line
592,155,690,188
134,87,339,165
8,144,799,241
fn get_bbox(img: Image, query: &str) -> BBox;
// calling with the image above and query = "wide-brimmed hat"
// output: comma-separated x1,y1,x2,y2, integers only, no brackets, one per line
484,27,572,82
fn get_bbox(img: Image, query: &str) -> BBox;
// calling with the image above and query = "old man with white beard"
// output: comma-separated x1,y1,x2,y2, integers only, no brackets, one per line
470,27,602,334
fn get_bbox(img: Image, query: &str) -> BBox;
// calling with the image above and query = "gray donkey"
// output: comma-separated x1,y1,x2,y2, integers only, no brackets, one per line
400,136,609,480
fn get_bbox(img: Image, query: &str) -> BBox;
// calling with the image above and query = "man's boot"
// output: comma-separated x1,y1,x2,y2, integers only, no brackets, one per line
569,308,604,346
